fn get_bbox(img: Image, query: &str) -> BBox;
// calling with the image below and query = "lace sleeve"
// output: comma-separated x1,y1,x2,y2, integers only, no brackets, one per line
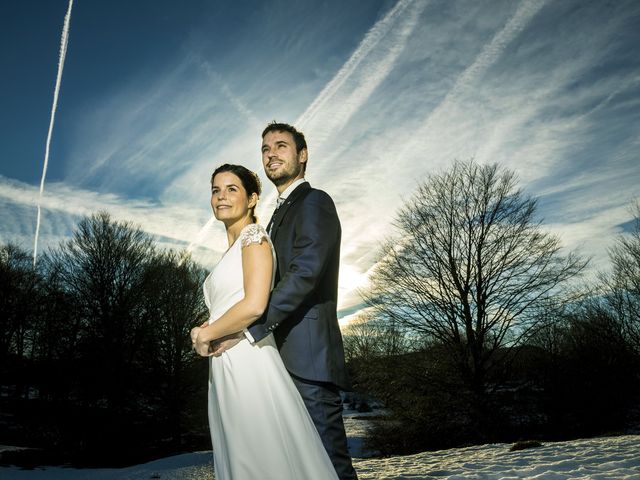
240,223,269,248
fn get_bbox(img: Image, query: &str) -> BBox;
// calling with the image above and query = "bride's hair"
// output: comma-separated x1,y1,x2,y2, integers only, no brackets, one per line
211,164,262,223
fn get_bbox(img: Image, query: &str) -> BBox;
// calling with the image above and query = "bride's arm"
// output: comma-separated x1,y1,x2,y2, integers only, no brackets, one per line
194,239,273,348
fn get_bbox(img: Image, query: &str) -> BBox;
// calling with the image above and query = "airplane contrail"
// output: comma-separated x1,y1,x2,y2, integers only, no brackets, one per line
405,0,549,155
33,0,74,266
295,0,415,129
179,215,217,266
198,57,262,129
183,0,421,260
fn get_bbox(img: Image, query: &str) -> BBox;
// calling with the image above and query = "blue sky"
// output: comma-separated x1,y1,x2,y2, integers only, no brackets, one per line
1,0,639,321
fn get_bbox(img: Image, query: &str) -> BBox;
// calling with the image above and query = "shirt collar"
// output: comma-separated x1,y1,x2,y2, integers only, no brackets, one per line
279,178,307,201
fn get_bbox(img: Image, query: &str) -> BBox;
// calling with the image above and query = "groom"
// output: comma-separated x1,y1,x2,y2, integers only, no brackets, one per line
215,122,357,479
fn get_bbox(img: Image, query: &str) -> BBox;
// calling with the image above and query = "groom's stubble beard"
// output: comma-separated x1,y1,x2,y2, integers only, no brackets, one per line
266,155,304,187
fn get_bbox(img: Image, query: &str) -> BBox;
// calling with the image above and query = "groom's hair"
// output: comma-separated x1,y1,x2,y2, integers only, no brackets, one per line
262,122,307,154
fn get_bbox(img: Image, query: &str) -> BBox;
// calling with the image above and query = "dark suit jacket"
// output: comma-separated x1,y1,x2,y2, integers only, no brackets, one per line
248,182,350,390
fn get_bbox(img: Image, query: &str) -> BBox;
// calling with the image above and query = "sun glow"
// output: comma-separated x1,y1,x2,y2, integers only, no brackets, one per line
338,312,360,329
337,263,370,328
338,264,368,303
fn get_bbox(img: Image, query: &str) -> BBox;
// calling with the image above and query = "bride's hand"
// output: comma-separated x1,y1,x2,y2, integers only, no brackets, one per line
191,326,213,357
190,319,208,343
193,336,212,357
190,326,202,344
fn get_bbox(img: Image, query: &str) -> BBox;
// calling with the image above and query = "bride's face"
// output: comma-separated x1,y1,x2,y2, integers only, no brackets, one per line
211,172,256,223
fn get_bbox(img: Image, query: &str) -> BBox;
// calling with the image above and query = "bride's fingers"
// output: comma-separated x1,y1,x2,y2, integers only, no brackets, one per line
190,327,201,343
195,343,210,357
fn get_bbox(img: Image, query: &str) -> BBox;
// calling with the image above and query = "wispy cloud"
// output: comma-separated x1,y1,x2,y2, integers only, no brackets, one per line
3,0,639,320
195,55,262,130
65,54,268,199
402,0,549,167
301,1,553,281
0,176,226,264
301,0,639,312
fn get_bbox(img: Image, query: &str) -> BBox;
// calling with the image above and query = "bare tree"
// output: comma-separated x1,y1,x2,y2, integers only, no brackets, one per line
45,211,155,411
1,216,213,462
364,160,587,396
603,200,640,352
0,244,42,398
342,310,412,364
138,250,208,443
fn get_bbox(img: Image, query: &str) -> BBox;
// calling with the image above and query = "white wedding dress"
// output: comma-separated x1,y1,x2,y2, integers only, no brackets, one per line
203,223,338,480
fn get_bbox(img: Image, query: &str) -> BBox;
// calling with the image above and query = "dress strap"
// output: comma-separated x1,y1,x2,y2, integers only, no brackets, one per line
240,223,269,248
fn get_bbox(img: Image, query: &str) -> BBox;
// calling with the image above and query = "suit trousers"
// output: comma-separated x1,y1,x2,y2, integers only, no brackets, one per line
291,375,359,480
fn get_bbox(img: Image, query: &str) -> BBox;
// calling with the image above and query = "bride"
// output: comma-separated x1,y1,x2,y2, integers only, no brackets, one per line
190,164,338,480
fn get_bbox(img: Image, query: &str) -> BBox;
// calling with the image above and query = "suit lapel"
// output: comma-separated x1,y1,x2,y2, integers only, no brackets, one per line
269,182,311,239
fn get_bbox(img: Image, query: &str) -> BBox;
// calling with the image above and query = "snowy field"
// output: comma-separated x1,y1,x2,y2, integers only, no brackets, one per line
1,434,639,479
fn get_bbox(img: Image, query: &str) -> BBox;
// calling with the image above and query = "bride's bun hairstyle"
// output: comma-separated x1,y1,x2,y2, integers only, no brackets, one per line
211,164,262,223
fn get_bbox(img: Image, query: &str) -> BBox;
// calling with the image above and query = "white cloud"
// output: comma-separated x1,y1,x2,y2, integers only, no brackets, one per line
3,0,639,318
0,176,227,261
301,0,639,308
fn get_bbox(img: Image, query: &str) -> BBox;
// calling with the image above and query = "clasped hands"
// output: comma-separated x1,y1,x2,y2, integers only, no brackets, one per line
190,322,244,357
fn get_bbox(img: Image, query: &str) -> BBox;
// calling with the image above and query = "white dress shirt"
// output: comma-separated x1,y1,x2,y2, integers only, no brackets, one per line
278,178,307,203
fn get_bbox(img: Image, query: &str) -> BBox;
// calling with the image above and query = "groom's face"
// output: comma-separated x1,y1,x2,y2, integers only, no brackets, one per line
261,130,307,187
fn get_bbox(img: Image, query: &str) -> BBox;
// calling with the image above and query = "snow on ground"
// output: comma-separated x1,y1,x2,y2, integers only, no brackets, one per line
344,412,379,458
354,435,640,479
1,434,639,479
0,449,214,480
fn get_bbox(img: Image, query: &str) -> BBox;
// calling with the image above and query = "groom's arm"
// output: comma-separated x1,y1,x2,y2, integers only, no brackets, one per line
248,190,340,342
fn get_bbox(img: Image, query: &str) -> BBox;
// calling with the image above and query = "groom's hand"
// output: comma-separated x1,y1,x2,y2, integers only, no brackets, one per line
209,331,244,357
